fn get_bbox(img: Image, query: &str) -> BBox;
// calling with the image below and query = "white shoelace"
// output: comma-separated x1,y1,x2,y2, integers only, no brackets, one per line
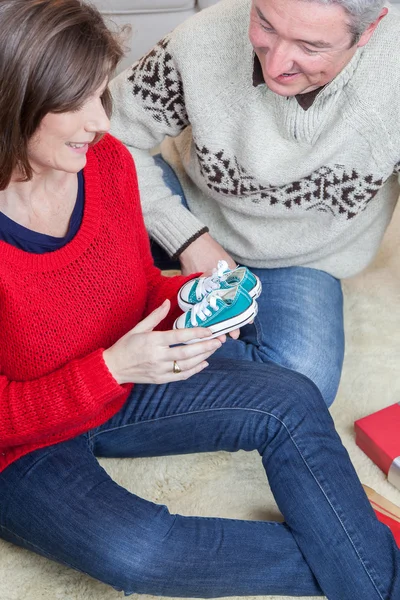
190,291,221,327
195,260,230,301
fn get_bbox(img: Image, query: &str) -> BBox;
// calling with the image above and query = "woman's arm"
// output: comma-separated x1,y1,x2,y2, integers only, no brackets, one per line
0,348,123,448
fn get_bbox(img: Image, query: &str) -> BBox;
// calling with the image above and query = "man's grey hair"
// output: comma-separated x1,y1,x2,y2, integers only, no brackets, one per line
309,0,386,42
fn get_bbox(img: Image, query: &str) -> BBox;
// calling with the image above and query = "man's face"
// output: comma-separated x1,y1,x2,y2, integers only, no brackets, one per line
249,0,382,96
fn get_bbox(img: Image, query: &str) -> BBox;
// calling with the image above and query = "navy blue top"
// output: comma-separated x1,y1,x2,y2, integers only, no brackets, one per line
0,171,84,253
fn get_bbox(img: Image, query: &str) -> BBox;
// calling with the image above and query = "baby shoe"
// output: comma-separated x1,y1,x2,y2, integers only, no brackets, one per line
173,285,258,342
178,260,262,311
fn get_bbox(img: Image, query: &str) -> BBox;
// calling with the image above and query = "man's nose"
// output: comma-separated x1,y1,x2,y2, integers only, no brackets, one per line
263,40,295,78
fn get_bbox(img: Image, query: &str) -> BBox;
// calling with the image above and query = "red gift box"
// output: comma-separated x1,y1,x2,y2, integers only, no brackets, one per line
355,403,400,490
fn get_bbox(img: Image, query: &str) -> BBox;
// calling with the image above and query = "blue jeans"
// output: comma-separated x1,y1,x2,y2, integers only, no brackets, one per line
0,359,398,599
151,155,344,408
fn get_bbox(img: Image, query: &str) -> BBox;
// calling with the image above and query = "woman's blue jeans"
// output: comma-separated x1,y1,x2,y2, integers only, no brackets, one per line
0,359,398,599
151,154,344,408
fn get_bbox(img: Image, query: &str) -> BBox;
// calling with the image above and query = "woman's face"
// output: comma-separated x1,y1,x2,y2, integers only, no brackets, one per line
27,81,110,175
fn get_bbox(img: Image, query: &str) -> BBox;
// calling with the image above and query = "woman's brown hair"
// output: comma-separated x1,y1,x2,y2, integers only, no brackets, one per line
0,0,125,189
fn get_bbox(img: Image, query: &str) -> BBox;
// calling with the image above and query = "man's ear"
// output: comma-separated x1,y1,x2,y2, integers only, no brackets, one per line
357,7,388,48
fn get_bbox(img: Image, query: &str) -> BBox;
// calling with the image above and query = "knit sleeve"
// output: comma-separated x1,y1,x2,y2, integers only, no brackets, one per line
0,349,124,448
111,34,189,149
109,34,208,258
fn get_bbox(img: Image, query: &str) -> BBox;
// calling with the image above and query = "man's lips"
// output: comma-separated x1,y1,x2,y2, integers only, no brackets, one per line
274,72,302,82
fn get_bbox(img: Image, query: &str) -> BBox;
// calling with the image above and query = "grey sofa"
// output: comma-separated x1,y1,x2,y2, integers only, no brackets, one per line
93,0,220,72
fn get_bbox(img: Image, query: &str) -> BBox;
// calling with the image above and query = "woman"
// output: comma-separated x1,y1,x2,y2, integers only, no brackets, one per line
0,2,398,599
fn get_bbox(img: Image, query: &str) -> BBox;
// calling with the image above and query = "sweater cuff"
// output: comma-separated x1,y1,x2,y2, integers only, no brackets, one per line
75,348,124,404
149,204,208,257
171,227,209,260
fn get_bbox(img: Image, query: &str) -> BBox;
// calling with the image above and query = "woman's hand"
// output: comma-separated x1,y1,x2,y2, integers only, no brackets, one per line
103,300,225,385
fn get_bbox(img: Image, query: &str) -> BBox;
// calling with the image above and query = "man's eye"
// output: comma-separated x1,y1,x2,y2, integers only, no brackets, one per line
303,46,319,55
260,23,274,33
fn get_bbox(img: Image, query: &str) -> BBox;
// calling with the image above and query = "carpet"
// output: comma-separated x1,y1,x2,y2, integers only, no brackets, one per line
1,206,400,600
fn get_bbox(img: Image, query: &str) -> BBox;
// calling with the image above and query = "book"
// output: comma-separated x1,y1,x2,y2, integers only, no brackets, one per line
363,484,400,548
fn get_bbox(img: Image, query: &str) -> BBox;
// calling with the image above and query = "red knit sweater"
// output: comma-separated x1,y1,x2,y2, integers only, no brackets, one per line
0,134,191,472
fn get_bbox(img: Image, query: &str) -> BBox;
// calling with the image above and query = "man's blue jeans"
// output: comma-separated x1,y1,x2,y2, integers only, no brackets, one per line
0,359,398,599
151,154,345,407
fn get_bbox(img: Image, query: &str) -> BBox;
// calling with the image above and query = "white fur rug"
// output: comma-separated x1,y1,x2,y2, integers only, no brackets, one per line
1,207,400,600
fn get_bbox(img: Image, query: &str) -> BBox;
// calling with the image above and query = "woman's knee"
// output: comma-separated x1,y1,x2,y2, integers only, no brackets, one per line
222,360,326,422
247,367,332,455
269,366,327,420
223,364,330,456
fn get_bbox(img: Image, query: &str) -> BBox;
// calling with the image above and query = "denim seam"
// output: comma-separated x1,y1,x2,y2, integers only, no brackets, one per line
92,406,385,599
287,432,385,600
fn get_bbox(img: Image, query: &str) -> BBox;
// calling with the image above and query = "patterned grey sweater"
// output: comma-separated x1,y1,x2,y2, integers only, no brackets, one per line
110,0,400,279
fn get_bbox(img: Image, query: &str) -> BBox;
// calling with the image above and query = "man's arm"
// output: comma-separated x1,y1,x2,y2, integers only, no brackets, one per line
110,34,237,274
110,35,208,259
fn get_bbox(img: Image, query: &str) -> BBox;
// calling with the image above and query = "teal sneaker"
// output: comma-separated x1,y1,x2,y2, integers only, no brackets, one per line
173,285,258,342
178,260,261,312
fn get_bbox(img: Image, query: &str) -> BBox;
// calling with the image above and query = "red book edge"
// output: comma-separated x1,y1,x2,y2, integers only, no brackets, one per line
374,509,400,548
363,485,400,548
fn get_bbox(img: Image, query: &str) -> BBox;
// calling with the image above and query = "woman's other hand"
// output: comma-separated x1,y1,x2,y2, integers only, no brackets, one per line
103,300,225,385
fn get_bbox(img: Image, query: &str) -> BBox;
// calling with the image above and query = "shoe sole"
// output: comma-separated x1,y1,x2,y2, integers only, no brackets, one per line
251,276,262,300
178,275,262,312
175,301,258,344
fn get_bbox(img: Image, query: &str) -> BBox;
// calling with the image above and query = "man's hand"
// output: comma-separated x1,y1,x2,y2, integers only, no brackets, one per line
179,232,236,276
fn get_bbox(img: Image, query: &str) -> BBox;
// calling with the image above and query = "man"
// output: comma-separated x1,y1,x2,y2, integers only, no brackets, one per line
110,0,395,407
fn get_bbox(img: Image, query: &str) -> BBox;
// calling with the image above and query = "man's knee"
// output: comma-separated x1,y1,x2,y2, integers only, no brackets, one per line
271,353,342,408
